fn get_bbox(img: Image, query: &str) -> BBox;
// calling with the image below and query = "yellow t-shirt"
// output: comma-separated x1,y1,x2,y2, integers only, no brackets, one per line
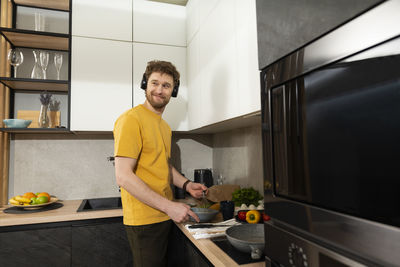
113,104,173,226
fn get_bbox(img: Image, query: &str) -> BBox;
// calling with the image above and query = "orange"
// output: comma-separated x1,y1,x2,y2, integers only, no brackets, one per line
23,192,36,199
37,192,51,201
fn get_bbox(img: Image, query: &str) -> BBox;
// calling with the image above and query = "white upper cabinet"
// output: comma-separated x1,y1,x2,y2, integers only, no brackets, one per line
133,0,186,47
187,32,203,130
186,0,199,44
71,36,132,131
133,43,188,131
235,0,260,115
186,0,220,45
186,0,260,130
199,0,238,126
72,0,132,41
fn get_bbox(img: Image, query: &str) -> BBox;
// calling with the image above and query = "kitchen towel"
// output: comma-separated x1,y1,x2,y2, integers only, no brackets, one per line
185,218,241,239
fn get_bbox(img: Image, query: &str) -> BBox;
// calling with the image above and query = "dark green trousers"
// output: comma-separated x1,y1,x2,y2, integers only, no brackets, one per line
125,220,172,267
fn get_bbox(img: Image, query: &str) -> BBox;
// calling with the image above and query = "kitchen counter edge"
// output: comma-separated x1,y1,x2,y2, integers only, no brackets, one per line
0,199,122,227
1,199,264,267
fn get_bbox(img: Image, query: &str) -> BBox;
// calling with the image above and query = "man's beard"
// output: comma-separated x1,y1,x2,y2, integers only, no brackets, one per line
146,91,170,109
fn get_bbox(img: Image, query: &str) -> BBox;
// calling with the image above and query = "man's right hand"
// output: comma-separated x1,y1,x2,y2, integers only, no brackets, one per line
165,202,200,223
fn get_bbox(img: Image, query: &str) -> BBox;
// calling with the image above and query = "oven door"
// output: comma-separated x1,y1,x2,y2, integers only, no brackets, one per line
262,34,400,267
270,42,400,228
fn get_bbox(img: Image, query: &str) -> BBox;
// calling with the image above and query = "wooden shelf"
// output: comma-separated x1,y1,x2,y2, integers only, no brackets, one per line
0,27,69,51
13,0,69,11
0,77,68,92
0,127,69,133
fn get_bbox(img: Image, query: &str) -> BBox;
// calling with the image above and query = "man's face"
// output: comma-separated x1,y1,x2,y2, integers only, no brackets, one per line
145,72,174,110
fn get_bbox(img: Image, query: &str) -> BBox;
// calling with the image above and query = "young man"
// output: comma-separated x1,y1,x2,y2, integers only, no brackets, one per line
113,60,207,266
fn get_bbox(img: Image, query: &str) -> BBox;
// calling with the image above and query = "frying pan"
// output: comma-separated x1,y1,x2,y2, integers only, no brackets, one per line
225,224,265,259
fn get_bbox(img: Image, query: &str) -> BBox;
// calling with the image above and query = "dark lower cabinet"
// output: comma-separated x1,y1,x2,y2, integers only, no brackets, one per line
72,222,132,267
0,226,71,267
168,224,212,267
0,218,132,267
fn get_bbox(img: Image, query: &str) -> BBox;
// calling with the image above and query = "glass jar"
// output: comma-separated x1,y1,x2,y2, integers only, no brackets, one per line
38,104,49,128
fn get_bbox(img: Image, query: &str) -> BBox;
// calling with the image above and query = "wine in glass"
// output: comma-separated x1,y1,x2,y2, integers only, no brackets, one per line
39,51,49,79
54,53,63,80
7,49,24,78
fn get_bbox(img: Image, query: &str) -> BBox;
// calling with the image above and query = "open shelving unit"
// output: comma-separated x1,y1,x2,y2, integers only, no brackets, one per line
0,27,69,50
0,0,71,133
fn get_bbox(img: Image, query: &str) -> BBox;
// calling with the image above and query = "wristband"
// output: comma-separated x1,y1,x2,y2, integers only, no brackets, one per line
182,180,191,192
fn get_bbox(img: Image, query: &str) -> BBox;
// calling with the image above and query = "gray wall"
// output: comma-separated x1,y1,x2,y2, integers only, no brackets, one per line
213,125,263,194
9,134,117,200
8,126,263,200
256,0,381,69
8,133,215,200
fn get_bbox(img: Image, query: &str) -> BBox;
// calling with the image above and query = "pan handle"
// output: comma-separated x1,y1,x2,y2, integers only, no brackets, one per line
249,245,262,259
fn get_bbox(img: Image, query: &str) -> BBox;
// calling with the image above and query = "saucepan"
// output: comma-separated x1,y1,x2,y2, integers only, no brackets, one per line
225,224,265,259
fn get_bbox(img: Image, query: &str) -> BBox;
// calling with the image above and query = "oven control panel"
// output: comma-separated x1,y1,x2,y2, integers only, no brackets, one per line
288,242,308,267
264,223,366,267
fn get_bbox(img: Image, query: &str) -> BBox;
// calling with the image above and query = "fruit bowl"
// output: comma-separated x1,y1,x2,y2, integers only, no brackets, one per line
3,119,32,128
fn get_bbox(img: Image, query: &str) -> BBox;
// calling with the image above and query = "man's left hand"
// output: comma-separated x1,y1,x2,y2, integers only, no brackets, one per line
187,182,208,199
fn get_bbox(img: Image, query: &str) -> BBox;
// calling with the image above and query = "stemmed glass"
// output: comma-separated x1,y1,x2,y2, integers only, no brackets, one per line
39,51,49,79
7,49,24,78
54,53,63,80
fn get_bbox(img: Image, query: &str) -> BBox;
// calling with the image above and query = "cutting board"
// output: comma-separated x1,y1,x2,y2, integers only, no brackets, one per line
207,184,240,203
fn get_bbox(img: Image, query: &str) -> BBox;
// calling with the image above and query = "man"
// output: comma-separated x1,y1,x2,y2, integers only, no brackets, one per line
113,60,207,267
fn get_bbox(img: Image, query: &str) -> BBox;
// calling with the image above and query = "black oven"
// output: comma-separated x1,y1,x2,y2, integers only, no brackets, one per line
261,1,400,266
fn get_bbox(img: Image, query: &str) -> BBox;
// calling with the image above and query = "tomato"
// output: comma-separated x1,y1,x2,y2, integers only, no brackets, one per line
262,213,271,221
237,211,247,221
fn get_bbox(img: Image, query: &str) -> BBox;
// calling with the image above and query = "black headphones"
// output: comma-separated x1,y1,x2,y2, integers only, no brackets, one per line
140,73,180,98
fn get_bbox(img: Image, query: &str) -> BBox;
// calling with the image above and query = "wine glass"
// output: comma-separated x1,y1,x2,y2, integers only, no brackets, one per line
7,49,24,78
54,53,63,80
39,51,49,79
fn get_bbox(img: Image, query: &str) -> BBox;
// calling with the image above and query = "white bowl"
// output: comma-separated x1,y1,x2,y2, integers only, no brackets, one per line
3,119,32,128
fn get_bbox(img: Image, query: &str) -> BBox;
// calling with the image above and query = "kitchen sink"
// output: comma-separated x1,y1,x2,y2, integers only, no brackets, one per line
77,197,122,212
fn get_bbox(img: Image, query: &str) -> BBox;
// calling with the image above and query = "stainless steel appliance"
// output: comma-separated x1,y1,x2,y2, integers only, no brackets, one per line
261,1,400,266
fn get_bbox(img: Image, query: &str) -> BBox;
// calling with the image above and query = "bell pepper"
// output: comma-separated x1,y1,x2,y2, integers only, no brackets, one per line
237,211,247,221
246,210,260,224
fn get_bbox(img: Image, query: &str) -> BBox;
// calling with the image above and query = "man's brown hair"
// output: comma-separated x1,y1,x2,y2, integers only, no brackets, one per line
144,60,180,86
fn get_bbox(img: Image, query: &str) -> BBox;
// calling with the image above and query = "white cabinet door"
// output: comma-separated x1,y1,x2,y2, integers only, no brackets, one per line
133,0,186,47
132,43,188,131
186,0,260,130
235,0,260,115
187,0,220,45
186,0,199,45
187,33,204,130
198,0,238,126
72,0,132,41
71,36,132,131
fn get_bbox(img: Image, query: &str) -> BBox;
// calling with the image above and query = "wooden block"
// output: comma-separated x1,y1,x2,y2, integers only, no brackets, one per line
17,110,60,128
